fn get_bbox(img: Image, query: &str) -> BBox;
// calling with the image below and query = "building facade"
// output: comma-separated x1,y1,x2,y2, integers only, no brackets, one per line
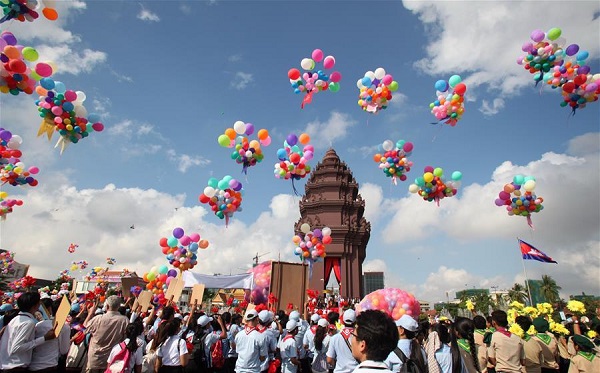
363,271,384,294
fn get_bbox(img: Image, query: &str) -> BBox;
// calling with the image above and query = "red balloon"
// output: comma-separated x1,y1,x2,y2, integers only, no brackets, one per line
198,194,210,203
454,83,467,96
562,82,575,93
8,59,26,74
574,74,587,86
288,68,301,80
159,237,168,247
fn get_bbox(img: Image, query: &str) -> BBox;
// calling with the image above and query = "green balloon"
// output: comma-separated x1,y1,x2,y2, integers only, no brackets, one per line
22,47,38,62
218,134,231,147
389,81,399,91
208,177,219,188
329,82,340,92
433,167,443,177
547,27,561,41
448,75,462,88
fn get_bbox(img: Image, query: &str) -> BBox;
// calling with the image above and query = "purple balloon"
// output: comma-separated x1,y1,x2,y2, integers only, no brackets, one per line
1,32,17,46
495,199,505,207
286,133,298,146
521,42,533,53
167,269,178,277
578,65,590,75
244,123,254,136
313,229,322,238
0,130,12,141
530,29,545,42
565,44,579,57
172,227,185,239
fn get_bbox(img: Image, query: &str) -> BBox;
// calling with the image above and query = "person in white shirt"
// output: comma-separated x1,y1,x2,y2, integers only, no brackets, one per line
384,314,426,373
304,314,321,364
350,310,398,373
311,319,332,373
225,313,243,373
234,309,267,373
155,319,189,372
107,323,145,373
0,292,56,371
257,310,277,373
289,310,310,373
281,320,301,373
30,298,71,372
327,309,359,373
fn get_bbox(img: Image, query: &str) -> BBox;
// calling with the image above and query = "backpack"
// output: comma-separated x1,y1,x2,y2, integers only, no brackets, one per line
191,332,210,370
394,347,423,373
210,338,224,369
105,342,131,373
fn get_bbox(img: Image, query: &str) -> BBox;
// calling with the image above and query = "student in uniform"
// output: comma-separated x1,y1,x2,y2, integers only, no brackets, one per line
386,314,427,373
515,316,543,373
234,309,267,373
567,335,599,373
452,317,481,373
532,318,559,373
155,319,189,373
488,310,525,373
326,309,358,373
350,309,398,373
281,321,301,373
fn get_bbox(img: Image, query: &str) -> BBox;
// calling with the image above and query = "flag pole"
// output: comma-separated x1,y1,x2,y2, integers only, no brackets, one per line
517,237,534,306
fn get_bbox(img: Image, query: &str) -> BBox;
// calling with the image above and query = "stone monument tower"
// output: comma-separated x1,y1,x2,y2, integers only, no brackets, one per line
295,149,371,299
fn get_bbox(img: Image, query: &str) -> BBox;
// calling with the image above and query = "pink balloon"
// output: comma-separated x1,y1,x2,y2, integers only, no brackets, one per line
330,71,342,83
323,56,335,69
424,166,434,173
382,74,393,86
311,49,323,62
189,233,200,242
35,62,52,77
28,166,39,174
260,136,271,146
64,90,77,102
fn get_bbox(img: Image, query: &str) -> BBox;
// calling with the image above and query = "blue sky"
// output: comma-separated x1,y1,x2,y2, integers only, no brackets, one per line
1,1,599,303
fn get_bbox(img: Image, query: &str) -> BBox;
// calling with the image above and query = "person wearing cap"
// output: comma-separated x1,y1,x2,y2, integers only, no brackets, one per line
204,314,228,370
532,317,560,373
234,309,268,373
349,309,398,373
281,320,301,373
0,303,14,328
256,310,277,373
303,314,322,368
568,335,599,373
290,310,311,373
311,319,332,373
225,313,243,373
488,310,525,373
385,314,426,373
326,309,359,373
0,292,57,372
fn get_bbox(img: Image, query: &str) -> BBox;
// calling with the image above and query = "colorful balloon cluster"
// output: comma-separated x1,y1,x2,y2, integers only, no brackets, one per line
35,81,104,150
495,175,544,228
218,121,271,174
373,139,414,184
248,260,271,305
288,49,341,108
106,257,116,265
356,288,421,320
0,128,39,186
87,266,107,281
70,260,88,272
0,0,58,23
198,176,244,224
143,266,179,305
517,28,566,85
0,250,15,275
274,133,313,192
430,75,467,126
0,191,23,219
545,43,592,89
409,166,462,205
67,243,78,253
558,73,599,114
357,68,398,114
159,227,208,271
0,31,54,95
292,223,331,264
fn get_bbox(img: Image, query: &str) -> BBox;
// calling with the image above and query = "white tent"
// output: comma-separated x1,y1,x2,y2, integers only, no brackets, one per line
182,271,254,289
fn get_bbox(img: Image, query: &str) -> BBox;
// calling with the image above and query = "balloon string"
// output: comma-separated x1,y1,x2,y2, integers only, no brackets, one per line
291,179,300,196
432,122,443,143
526,215,535,230
225,215,230,228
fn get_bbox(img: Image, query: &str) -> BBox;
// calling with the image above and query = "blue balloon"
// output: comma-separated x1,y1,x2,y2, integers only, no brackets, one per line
88,113,101,123
362,76,372,87
576,50,589,61
40,78,55,90
277,148,287,161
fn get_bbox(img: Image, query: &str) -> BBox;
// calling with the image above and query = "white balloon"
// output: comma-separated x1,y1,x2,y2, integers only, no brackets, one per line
356,79,364,89
75,91,86,102
322,227,331,236
365,71,375,80
203,186,216,198
301,58,314,71
233,121,246,135
382,140,394,151
300,223,311,234
408,184,419,193
374,67,386,80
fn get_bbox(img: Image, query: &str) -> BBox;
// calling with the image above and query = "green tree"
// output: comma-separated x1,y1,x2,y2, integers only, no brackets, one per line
473,292,494,314
540,274,561,304
508,283,528,303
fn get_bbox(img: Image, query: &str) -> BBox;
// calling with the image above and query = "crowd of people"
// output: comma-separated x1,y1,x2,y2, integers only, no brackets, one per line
0,292,599,373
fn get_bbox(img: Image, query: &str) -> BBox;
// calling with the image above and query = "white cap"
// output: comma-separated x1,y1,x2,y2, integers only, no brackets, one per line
245,309,258,321
342,309,356,324
395,314,418,332
198,315,213,327
286,320,298,332
174,313,183,320
310,313,320,323
317,318,329,328
289,310,301,321
258,310,271,323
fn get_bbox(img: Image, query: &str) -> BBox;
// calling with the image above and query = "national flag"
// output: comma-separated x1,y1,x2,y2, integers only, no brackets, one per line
519,239,558,264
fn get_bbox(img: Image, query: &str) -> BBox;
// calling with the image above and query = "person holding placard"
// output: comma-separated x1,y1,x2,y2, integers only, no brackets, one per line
30,298,71,372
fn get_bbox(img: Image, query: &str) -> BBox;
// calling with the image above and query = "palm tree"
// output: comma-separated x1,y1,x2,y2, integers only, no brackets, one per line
540,274,561,304
508,283,528,303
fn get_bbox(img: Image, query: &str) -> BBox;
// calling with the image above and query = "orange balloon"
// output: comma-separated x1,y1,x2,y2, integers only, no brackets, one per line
257,129,269,140
225,128,236,140
4,46,20,59
373,154,381,162
35,86,48,96
298,133,310,145
42,7,58,21
199,239,209,249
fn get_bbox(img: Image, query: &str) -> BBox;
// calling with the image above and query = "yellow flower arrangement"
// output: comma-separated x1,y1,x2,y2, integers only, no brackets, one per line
510,301,525,310
507,308,518,325
466,299,475,311
527,325,537,336
588,330,597,339
509,323,525,338
523,306,540,318
566,300,586,315
536,302,554,315
549,321,570,336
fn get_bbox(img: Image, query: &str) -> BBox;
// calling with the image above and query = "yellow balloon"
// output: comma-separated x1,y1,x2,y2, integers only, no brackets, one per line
423,172,434,183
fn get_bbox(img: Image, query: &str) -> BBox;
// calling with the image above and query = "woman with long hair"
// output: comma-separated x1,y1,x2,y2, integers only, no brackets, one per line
107,323,145,373
452,317,481,373
154,319,189,373
432,321,461,373
311,319,332,373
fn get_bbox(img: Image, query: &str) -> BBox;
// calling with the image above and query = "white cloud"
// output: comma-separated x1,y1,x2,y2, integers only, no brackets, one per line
479,98,505,116
166,150,211,173
359,183,384,224
179,4,192,14
3,180,298,280
34,46,107,76
304,112,357,149
402,1,600,102
137,6,160,22
228,54,242,63
231,72,253,90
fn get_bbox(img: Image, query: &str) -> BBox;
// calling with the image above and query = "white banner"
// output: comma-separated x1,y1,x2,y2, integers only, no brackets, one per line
182,271,254,289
